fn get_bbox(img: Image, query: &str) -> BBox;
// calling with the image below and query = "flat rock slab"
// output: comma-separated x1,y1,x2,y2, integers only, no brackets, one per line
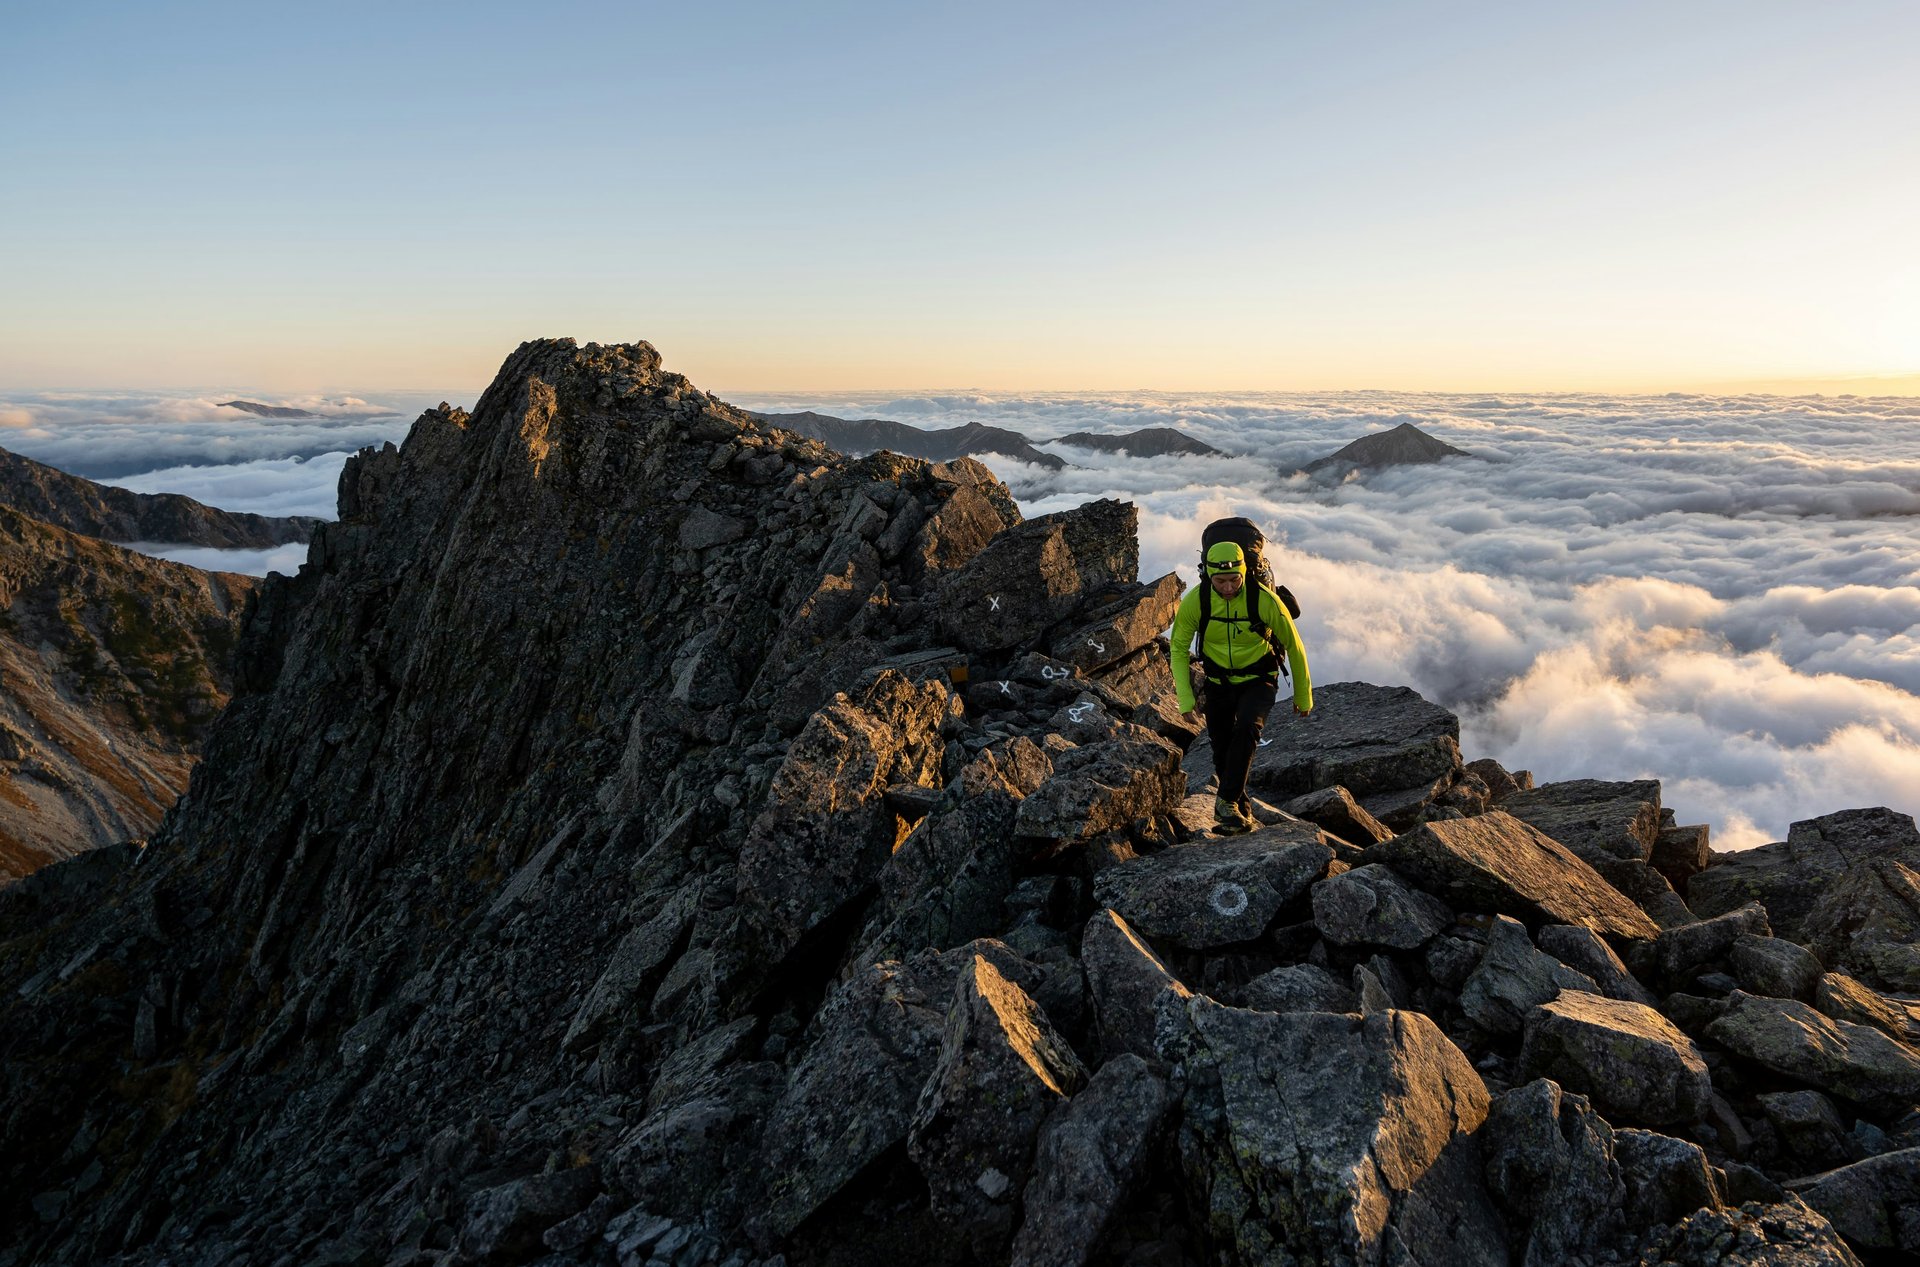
1371,811,1660,942
1689,806,1920,943
1788,1147,1920,1256
1502,778,1662,864
1705,991,1920,1113
1520,991,1713,1127
1246,681,1462,800
1159,996,1503,1267
1091,822,1332,949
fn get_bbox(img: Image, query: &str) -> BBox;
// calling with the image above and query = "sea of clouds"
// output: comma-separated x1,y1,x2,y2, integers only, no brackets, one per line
737,389,1920,850
4,385,1916,849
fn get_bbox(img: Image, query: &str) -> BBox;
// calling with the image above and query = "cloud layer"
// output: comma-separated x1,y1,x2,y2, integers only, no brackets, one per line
741,389,1920,848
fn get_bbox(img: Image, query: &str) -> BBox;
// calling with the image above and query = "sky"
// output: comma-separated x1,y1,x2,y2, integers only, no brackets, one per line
3,1,1917,393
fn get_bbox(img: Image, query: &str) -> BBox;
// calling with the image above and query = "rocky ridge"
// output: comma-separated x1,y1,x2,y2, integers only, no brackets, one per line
0,507,254,881
0,339,1914,1267
0,444,323,549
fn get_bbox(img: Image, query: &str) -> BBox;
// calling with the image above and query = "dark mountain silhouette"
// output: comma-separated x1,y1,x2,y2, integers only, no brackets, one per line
0,340,1910,1267
219,399,318,419
1296,421,1474,478
1053,428,1221,457
0,444,323,548
753,410,1068,470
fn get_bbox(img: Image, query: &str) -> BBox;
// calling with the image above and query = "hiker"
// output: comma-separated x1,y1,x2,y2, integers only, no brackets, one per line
1171,539,1312,835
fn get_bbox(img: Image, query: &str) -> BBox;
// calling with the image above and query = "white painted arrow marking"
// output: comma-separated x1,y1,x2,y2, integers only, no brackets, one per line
1087,638,1106,654
1067,702,1096,723
1258,739,1272,747
1041,665,1070,680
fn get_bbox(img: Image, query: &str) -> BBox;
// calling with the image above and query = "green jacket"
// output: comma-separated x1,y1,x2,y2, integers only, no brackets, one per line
1170,582,1312,714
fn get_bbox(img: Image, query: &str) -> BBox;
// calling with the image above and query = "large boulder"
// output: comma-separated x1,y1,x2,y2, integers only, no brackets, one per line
1081,908,1192,1061
1757,1091,1855,1173
1789,1148,1920,1257
1371,811,1661,941
1481,1079,1627,1263
1812,972,1920,1046
1705,992,1920,1113
1091,822,1332,950
1519,991,1713,1127
1246,681,1463,800
1159,995,1505,1266
1538,923,1661,1007
1629,1198,1863,1266
1009,1054,1173,1267
1688,808,1920,943
1311,863,1454,950
1502,778,1663,864
1650,903,1773,992
909,955,1087,1251
1241,962,1360,1014
935,498,1138,654
1284,785,1395,847
736,671,955,963
1461,915,1602,1036
1049,572,1182,674
1012,728,1184,841
1800,859,1920,993
750,941,1033,1241
1730,933,1824,1002
1612,1129,1722,1233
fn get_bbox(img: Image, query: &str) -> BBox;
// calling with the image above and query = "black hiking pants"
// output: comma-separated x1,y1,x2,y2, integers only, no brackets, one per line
1205,675,1278,807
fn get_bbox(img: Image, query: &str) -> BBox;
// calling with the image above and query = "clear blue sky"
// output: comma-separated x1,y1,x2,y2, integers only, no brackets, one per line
3,1,1916,392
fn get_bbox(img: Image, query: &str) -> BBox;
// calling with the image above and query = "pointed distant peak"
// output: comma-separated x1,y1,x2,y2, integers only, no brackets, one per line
1295,421,1473,477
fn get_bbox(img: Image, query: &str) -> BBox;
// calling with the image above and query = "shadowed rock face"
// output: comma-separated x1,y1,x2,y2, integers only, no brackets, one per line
3,337,1916,1267
0,506,254,879
0,444,322,548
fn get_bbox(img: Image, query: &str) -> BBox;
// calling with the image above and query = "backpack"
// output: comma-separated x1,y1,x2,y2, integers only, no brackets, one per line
1195,517,1300,683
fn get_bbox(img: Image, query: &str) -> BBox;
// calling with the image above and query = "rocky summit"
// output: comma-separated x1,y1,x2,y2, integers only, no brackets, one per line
1,339,1915,1267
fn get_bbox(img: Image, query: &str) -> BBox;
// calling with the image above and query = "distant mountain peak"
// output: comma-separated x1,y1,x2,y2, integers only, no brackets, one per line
1297,421,1473,477
1053,427,1221,457
220,400,317,419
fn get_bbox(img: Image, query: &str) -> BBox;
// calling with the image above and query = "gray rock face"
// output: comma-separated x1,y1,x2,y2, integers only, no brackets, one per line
1706,992,1920,1112
1049,572,1182,674
1789,1147,1920,1256
1538,923,1662,1006
456,1167,601,1265
1612,1129,1722,1233
736,671,954,963
1312,863,1454,949
1091,822,1332,949
753,944,1018,1241
1009,1054,1173,1267
935,498,1139,653
1081,908,1191,1061
1241,962,1360,1014
1481,1079,1627,1263
1462,914,1602,1036
1372,811,1661,941
1012,727,1184,840
1160,995,1503,1267
1502,778,1663,864
1654,823,1712,889
909,955,1087,1251
1800,859,1920,993
1519,991,1713,1127
1285,784,1396,847
1689,808,1920,943
1247,681,1464,800
1652,902,1773,992
1813,972,1920,1045
1630,1198,1863,1266
1758,1091,1854,1173
1731,933,1824,1001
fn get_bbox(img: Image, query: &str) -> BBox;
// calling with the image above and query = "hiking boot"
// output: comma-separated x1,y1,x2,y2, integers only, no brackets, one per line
1214,797,1255,836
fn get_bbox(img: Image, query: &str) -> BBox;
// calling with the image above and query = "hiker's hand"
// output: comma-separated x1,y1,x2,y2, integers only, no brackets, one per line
1293,704,1311,717
1180,707,1196,719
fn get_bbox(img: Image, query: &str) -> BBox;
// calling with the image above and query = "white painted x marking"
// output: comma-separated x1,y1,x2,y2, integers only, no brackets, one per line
988,595,1000,612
